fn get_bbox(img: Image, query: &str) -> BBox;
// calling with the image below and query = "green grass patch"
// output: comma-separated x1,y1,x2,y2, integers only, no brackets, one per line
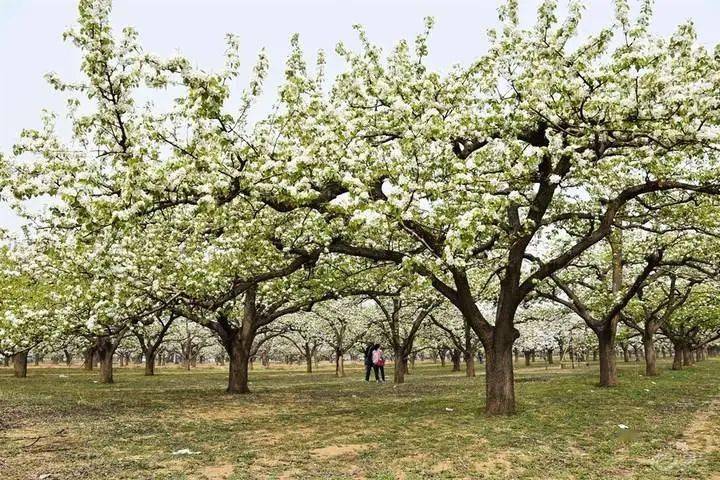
0,359,718,479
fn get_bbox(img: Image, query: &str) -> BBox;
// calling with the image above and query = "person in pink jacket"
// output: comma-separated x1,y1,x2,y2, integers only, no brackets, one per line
371,344,386,383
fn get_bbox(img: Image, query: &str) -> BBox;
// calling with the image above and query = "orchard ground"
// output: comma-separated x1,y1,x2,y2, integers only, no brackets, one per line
1,359,719,480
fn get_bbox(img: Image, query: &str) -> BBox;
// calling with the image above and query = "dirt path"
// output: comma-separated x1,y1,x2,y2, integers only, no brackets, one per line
678,396,720,455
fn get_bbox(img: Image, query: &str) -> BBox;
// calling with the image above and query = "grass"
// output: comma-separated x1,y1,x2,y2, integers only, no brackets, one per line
0,358,719,479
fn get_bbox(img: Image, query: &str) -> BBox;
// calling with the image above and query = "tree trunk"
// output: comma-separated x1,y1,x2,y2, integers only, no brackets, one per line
450,349,461,372
682,347,693,366
464,349,476,377
393,347,406,384
12,351,28,378
598,329,618,387
335,349,345,377
227,345,251,393
144,351,156,376
622,345,630,363
672,345,683,370
523,351,531,367
224,293,258,395
2,356,9,367
546,348,554,365
484,338,515,415
305,344,313,373
643,334,658,377
97,338,116,384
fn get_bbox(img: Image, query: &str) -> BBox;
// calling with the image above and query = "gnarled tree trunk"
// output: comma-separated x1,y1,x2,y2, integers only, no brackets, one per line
83,346,95,371
13,351,28,378
484,336,515,415
144,351,156,376
597,328,618,387
96,337,117,384
643,334,657,377
672,344,683,370
226,335,252,394
450,349,461,372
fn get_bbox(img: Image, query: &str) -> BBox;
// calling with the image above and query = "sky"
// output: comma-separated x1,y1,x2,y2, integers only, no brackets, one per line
2,0,720,232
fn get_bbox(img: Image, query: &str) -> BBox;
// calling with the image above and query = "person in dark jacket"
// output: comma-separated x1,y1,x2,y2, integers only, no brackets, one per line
364,343,378,382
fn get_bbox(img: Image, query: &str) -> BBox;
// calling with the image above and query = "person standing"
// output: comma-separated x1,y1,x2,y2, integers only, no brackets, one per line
372,344,386,383
364,343,377,382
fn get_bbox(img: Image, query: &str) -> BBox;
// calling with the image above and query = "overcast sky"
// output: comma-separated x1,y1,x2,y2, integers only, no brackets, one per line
2,0,720,231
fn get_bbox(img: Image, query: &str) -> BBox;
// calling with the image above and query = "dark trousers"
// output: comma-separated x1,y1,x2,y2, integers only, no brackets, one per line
365,363,377,381
374,365,385,381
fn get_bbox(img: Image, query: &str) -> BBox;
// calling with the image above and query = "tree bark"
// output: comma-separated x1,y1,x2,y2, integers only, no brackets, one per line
643,334,658,377
144,351,156,376
335,349,345,377
305,344,313,373
12,351,28,378
546,348,554,365
622,345,630,363
672,345,683,370
464,349,476,377
597,328,618,387
226,336,252,394
682,347,693,366
450,349,461,372
523,351,532,367
393,347,406,384
97,338,116,384
484,338,515,415
83,347,94,371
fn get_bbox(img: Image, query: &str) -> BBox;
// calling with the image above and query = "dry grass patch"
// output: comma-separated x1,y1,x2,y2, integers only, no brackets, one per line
682,396,720,454
311,443,368,459
200,463,235,479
